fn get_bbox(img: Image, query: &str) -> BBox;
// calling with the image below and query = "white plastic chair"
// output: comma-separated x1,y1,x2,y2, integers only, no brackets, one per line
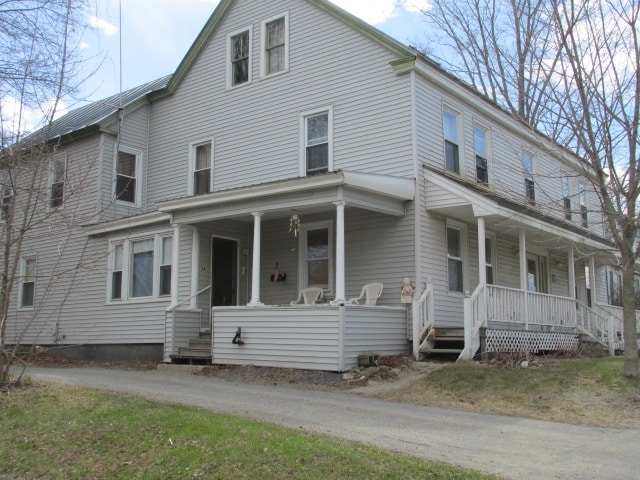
290,287,324,305
348,282,383,306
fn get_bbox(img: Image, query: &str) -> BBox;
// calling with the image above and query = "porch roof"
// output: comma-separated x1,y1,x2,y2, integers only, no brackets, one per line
158,171,415,224
424,167,614,253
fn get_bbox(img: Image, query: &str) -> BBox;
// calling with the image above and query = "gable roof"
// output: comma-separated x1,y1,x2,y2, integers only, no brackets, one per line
26,75,171,145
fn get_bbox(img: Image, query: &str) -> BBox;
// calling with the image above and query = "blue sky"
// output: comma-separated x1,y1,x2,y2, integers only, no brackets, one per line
74,0,431,109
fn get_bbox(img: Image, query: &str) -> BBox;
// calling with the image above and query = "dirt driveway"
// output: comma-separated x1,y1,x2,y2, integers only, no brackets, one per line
28,365,640,480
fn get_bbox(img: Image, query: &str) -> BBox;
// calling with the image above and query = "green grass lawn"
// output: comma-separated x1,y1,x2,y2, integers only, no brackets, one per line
0,384,497,480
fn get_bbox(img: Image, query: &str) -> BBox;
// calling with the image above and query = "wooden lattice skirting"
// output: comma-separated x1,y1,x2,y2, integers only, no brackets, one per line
485,329,579,353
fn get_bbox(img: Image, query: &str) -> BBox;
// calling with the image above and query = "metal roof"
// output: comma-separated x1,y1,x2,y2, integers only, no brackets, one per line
29,75,171,144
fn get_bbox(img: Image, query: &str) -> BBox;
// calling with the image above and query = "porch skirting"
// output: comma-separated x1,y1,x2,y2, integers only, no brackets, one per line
484,329,579,354
211,305,408,372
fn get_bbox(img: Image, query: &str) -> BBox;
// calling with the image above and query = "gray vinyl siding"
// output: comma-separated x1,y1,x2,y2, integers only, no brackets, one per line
146,0,413,210
343,307,408,363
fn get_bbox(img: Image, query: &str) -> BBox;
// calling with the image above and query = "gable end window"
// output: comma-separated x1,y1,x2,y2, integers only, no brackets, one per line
115,149,139,205
228,28,252,87
443,110,460,174
474,126,489,185
50,155,66,208
190,141,213,195
523,153,535,205
261,14,289,77
300,108,333,176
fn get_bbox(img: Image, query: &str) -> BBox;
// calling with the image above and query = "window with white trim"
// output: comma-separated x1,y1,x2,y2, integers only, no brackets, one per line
261,13,288,77
485,235,496,285
446,223,466,293
299,221,333,292
301,107,332,176
523,152,535,204
189,141,213,195
443,110,460,173
578,183,587,227
228,27,251,88
562,176,572,220
49,154,66,209
115,149,140,205
20,257,36,308
107,233,172,302
474,126,489,185
0,171,14,221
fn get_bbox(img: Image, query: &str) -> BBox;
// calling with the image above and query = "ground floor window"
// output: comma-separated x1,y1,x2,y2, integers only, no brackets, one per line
20,257,36,308
108,231,172,302
446,222,466,293
299,221,333,293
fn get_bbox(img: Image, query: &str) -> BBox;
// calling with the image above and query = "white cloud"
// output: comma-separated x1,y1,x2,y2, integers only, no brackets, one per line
1,97,68,138
331,0,431,25
90,16,119,37
79,41,89,50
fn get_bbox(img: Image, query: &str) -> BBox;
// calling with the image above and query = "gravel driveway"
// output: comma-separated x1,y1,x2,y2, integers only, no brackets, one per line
28,366,640,480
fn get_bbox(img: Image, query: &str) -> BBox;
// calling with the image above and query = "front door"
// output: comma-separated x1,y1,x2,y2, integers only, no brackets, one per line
211,237,238,306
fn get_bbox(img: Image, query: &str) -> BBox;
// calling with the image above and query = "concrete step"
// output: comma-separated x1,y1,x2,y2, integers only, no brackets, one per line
420,347,463,355
177,347,211,356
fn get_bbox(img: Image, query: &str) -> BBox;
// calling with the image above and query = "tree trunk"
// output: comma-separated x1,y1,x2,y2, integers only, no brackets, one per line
622,260,639,377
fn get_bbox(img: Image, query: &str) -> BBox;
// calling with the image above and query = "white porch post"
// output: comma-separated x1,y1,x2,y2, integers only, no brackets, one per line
333,200,346,304
170,224,181,309
519,229,529,329
190,227,200,310
248,212,264,306
477,217,486,285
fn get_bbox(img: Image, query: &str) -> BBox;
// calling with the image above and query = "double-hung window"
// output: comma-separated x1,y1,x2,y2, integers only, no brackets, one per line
443,110,460,174
50,155,66,209
523,152,535,205
261,14,288,76
485,235,495,285
299,221,333,293
0,172,13,221
190,141,213,195
562,176,572,220
301,108,332,176
474,126,489,185
115,149,139,205
108,233,172,302
20,257,36,308
228,28,251,87
447,224,465,293
578,183,588,227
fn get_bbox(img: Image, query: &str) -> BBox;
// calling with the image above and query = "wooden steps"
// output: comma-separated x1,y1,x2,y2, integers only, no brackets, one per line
419,328,464,358
170,332,212,365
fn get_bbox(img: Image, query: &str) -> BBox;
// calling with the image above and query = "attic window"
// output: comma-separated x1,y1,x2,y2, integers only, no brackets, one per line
230,29,251,87
261,13,289,77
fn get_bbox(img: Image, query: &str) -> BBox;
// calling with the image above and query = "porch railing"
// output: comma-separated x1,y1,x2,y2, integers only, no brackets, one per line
460,283,488,360
411,283,434,360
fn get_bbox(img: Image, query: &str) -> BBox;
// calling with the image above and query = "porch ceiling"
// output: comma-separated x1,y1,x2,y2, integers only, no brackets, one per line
424,168,615,256
159,171,415,224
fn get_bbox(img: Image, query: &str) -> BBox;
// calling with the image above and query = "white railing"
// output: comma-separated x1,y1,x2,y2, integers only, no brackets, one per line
595,304,640,333
411,283,434,359
460,283,488,360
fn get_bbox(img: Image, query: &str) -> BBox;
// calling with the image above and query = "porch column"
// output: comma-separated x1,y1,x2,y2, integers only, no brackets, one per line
333,200,346,304
568,247,576,300
519,229,529,329
170,224,180,309
248,212,264,306
190,227,200,310
477,217,486,285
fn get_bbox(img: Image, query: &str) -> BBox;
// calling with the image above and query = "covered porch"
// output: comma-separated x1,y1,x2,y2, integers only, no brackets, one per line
417,170,623,359
161,171,416,369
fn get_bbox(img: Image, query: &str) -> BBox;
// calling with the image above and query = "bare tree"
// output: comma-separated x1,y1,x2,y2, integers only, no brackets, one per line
0,0,89,387
421,0,640,377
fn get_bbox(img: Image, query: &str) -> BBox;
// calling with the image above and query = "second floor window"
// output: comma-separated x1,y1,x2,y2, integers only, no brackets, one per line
230,30,250,87
523,152,535,205
192,142,212,195
562,176,572,220
50,155,66,208
303,110,331,175
115,150,138,204
474,126,488,184
579,183,588,227
1,172,13,221
443,110,460,173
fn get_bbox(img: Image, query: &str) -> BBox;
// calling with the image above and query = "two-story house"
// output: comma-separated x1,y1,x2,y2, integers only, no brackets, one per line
5,0,628,370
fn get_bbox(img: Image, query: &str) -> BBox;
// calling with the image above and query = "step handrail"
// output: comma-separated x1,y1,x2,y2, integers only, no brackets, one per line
166,285,211,312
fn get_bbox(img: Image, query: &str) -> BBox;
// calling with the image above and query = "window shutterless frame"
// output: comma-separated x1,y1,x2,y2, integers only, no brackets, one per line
188,139,214,195
114,146,142,207
19,257,37,309
443,109,461,174
299,106,333,177
260,12,289,78
49,153,67,209
227,26,252,89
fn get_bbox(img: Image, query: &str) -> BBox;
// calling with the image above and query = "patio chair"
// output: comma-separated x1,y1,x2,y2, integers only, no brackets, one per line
290,287,324,305
348,282,383,306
